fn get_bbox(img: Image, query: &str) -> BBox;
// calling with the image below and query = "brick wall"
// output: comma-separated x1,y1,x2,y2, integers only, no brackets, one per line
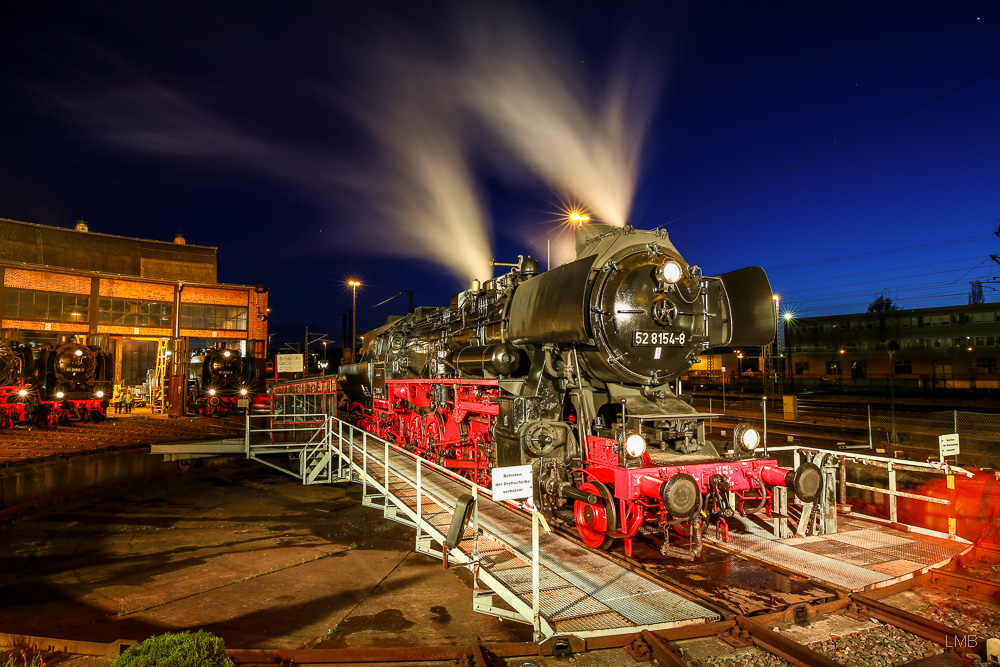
99,278,174,301
180,328,240,339
4,268,91,294
181,286,248,306
1,319,88,333
97,325,173,336
249,291,268,342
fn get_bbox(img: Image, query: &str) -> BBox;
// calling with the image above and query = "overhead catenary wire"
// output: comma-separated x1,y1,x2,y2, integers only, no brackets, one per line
766,235,993,271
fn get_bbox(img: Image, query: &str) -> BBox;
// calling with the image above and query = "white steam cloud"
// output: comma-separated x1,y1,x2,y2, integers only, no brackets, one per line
457,14,656,230
38,4,661,282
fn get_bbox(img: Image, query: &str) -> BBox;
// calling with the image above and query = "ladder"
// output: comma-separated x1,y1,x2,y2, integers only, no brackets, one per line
153,338,169,413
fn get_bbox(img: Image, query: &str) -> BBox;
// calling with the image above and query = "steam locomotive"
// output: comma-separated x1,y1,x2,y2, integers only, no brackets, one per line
192,345,255,416
339,224,821,558
0,333,111,428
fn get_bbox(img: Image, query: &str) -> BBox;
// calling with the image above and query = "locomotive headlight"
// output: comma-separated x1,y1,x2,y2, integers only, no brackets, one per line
624,432,647,458
208,389,217,396
734,423,761,453
223,351,231,357
240,389,248,396
56,391,65,399
659,260,682,284
96,391,104,398
74,349,83,356
18,389,27,397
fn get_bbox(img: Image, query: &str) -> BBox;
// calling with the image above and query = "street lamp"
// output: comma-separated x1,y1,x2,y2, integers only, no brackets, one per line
318,359,330,414
736,351,744,375
783,311,794,392
348,279,362,362
772,295,781,392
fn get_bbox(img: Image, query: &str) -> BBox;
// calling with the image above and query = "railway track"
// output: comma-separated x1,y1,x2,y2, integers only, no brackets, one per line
498,496,998,666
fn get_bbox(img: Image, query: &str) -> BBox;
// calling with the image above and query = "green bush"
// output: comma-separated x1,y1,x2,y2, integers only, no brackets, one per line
111,631,233,667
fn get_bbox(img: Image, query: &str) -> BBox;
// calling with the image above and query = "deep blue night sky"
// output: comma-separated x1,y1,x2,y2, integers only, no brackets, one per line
1,2,998,350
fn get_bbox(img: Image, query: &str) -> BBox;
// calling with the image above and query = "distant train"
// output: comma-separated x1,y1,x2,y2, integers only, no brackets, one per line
340,224,821,559
0,332,111,428
191,345,256,417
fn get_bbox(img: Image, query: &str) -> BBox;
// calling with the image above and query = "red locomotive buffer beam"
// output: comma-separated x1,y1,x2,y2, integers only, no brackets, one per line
574,435,823,557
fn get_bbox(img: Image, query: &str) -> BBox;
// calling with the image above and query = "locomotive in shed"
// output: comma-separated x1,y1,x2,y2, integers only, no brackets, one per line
191,345,256,416
0,332,111,428
340,224,821,558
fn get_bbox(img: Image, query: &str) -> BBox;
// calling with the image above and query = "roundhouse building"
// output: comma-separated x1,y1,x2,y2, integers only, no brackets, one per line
0,217,268,412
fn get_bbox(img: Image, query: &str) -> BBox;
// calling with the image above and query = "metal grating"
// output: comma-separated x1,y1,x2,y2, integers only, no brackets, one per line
873,542,961,566
869,559,926,576
826,529,913,549
336,425,722,635
703,511,969,592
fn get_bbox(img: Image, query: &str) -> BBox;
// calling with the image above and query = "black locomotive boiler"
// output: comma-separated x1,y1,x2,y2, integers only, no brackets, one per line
193,345,255,416
340,224,820,557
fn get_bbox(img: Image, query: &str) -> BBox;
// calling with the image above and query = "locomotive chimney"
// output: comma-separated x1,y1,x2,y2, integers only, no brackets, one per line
75,219,89,232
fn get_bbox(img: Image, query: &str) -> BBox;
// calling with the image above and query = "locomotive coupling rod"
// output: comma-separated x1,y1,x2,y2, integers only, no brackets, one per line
557,482,601,505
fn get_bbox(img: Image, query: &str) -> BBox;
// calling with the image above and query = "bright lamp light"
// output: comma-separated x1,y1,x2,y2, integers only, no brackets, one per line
659,261,682,283
208,389,216,396
240,389,248,396
56,391,64,399
96,391,104,398
734,423,761,452
625,433,647,458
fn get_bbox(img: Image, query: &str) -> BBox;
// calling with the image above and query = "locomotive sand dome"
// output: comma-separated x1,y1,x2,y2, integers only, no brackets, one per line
340,224,821,558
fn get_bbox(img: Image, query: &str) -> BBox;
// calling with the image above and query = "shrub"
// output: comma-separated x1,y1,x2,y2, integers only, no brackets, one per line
110,631,233,667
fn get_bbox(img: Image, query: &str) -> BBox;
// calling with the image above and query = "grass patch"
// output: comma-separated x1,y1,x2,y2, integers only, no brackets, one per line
1,647,46,667
110,631,232,667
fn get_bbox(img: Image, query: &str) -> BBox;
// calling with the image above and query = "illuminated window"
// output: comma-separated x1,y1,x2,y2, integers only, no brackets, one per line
98,298,172,327
4,289,90,323
180,304,248,331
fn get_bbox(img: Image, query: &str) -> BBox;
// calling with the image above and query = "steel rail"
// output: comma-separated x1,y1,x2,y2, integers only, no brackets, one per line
929,569,1000,605
848,593,987,655
0,633,136,659
735,615,843,667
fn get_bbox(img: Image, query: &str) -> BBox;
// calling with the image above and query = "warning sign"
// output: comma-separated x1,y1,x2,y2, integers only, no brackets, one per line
491,464,533,502
939,433,960,459
276,354,304,373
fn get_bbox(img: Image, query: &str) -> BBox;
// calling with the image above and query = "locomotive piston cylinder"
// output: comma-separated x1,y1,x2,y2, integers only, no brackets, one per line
556,482,601,505
454,344,522,377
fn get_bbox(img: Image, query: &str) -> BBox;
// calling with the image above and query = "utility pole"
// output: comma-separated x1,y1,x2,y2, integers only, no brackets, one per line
400,290,414,314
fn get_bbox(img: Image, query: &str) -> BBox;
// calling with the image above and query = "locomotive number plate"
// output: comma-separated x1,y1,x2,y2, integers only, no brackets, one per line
633,330,686,346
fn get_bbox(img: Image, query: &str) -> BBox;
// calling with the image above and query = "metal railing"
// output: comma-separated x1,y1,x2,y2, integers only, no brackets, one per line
327,416,552,639
770,445,972,538
243,412,331,482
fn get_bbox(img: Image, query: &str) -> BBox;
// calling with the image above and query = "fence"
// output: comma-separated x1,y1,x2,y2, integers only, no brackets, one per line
690,394,1000,470
868,410,1000,469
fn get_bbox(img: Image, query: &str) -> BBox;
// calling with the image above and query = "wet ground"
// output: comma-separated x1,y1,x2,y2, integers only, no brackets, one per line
0,461,654,666
0,410,243,464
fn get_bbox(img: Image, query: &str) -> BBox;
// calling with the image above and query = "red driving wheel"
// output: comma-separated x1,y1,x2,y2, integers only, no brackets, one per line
573,480,617,550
